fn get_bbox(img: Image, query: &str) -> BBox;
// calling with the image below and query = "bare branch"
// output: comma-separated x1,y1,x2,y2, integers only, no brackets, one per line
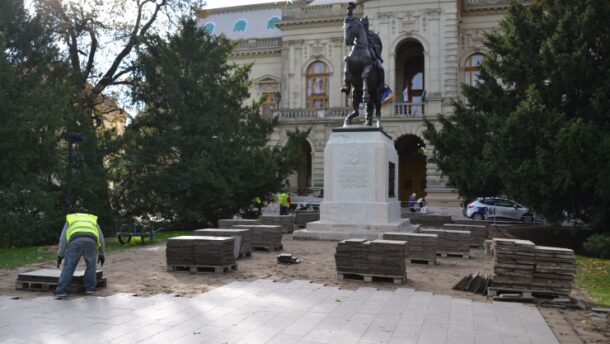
83,28,98,84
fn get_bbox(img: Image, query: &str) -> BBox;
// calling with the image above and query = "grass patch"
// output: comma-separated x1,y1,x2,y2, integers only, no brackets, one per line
0,230,194,269
0,246,57,269
576,255,610,307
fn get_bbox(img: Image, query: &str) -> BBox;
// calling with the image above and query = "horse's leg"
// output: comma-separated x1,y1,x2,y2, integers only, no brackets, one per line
364,101,374,126
374,92,382,128
361,65,372,103
341,57,352,95
344,88,362,126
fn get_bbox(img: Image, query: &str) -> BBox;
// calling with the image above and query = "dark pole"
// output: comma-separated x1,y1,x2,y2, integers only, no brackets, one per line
65,132,85,213
65,142,73,212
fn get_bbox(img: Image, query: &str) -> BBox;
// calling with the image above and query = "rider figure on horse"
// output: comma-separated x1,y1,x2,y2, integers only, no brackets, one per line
361,16,385,90
341,2,386,127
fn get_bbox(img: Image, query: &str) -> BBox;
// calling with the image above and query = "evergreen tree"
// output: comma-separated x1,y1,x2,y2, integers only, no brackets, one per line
424,0,610,228
115,19,307,228
0,1,88,246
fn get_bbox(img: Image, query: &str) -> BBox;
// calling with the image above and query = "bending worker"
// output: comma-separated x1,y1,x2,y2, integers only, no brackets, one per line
55,212,105,297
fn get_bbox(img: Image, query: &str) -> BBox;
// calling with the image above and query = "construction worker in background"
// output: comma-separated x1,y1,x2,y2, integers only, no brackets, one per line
54,212,105,297
278,192,290,215
254,196,263,216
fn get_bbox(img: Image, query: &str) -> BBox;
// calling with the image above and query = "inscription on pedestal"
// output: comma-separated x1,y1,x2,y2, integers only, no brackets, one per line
336,152,372,189
337,164,371,189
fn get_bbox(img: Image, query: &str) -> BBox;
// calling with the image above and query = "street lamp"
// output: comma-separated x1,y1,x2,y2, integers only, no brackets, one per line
65,132,85,212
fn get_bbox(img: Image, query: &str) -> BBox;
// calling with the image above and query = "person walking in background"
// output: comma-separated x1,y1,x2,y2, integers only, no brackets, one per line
55,212,105,297
278,192,290,215
418,197,428,214
407,192,417,212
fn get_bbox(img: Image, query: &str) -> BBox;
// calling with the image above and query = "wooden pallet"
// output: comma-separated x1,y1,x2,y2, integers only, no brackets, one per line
337,272,405,285
15,277,107,292
438,252,470,259
487,286,567,300
167,264,237,273
408,258,436,265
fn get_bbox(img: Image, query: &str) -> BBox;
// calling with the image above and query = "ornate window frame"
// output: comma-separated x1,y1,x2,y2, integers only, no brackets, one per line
305,61,329,109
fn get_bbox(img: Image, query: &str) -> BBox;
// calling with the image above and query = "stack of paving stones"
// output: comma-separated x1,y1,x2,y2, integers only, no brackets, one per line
166,236,236,272
420,229,470,257
295,210,320,228
490,238,536,291
194,228,252,258
383,232,438,264
532,246,576,296
335,239,370,274
335,239,368,273
218,218,261,228
335,239,407,283
232,224,283,251
192,236,235,266
368,239,407,277
442,223,488,247
16,269,106,292
259,214,295,233
166,236,197,266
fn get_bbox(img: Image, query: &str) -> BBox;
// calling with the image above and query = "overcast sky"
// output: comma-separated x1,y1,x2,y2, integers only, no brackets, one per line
203,0,286,9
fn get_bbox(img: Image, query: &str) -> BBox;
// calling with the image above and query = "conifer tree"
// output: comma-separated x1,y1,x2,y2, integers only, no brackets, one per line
424,0,610,228
115,19,307,228
0,1,89,246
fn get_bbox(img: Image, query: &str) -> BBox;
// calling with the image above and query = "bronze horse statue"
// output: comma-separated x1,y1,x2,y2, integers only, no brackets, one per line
342,14,383,127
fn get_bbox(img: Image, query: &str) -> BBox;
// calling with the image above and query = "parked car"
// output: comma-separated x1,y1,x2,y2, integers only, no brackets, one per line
465,197,535,223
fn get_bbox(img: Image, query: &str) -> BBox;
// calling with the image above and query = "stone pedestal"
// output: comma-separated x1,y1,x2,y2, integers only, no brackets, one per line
293,127,416,240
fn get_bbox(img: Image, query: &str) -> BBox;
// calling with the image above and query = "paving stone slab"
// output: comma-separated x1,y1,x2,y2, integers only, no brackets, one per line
0,279,559,344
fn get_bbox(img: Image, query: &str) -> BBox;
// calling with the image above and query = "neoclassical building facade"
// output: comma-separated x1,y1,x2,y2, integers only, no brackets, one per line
197,0,514,208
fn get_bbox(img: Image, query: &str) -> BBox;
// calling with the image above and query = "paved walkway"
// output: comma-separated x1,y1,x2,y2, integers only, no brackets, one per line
0,279,558,344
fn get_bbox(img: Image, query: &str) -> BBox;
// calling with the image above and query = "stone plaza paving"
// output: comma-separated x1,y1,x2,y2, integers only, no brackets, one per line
0,279,558,344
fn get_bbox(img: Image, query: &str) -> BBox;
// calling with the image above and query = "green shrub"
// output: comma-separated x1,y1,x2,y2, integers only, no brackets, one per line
583,234,610,259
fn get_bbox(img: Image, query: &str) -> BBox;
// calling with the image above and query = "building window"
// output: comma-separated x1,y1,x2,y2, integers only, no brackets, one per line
233,19,247,32
267,16,280,30
306,61,329,109
465,53,484,86
203,22,215,34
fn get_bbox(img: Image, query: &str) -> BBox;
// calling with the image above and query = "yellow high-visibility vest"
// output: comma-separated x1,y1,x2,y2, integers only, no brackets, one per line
66,213,100,248
278,193,289,207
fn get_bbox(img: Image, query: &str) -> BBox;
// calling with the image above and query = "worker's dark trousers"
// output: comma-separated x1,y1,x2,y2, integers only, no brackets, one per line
56,239,97,294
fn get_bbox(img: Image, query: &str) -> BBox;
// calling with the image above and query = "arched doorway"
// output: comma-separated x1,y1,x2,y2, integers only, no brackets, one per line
296,140,312,195
395,40,425,116
395,134,427,206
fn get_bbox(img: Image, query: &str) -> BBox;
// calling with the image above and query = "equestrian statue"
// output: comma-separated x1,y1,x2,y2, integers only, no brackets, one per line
341,2,386,127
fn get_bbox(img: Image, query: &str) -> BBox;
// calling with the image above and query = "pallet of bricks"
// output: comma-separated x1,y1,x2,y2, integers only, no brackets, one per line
442,223,488,248
166,236,236,273
16,269,106,292
489,238,576,298
295,210,320,228
335,238,407,284
259,214,295,233
382,232,438,265
232,224,283,251
194,228,252,258
420,228,470,258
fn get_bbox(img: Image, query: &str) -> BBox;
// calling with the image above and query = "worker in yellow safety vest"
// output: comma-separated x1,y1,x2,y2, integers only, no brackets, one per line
54,212,106,297
278,192,290,215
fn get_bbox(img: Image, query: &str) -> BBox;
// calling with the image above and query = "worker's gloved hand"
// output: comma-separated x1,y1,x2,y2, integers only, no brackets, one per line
98,255,105,267
56,256,63,268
